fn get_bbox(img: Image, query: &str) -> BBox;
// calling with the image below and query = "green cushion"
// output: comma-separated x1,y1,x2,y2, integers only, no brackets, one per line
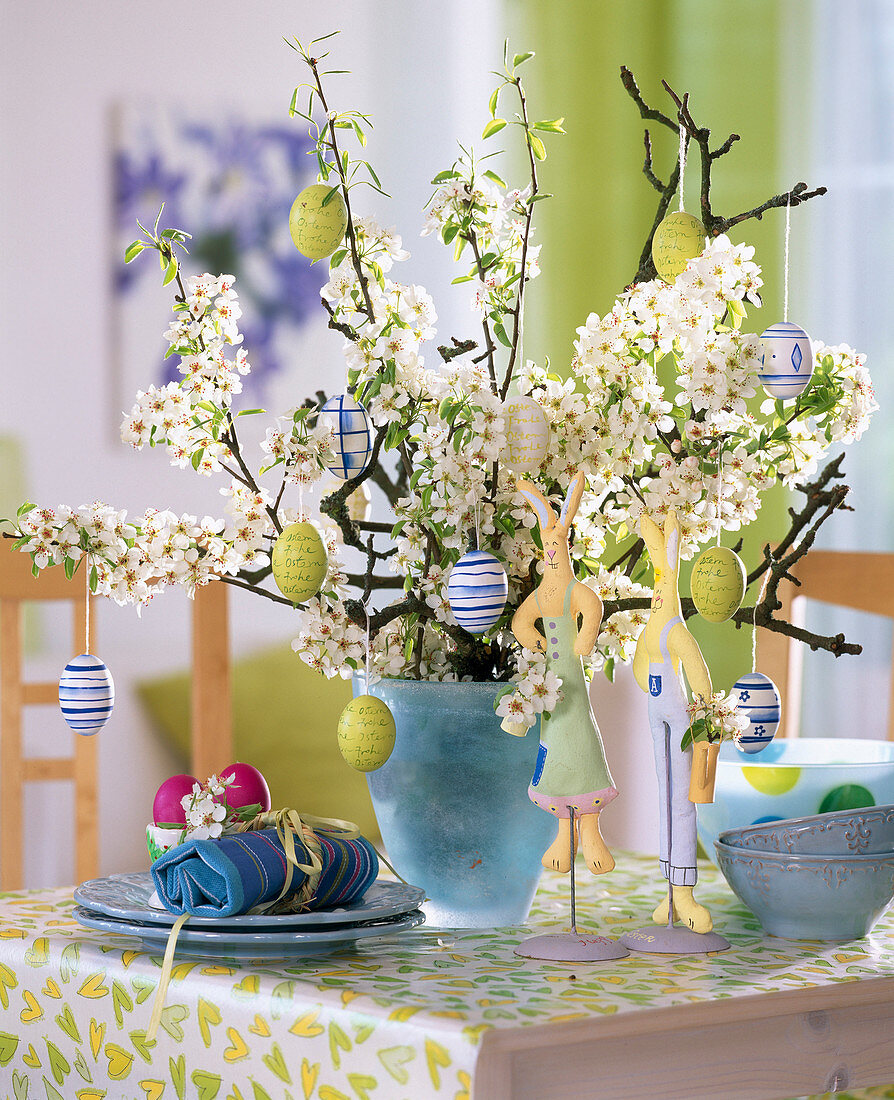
138,645,379,841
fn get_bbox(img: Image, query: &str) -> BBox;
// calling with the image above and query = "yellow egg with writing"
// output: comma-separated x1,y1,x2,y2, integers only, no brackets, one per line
690,546,746,623
502,396,550,474
289,183,348,260
651,211,706,282
271,522,328,603
337,695,396,772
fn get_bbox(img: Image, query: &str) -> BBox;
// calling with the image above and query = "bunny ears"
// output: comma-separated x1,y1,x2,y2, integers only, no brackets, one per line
640,510,681,572
517,471,586,530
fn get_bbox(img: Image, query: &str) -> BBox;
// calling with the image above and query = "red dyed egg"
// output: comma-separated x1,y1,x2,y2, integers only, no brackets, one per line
221,762,271,812
152,773,199,826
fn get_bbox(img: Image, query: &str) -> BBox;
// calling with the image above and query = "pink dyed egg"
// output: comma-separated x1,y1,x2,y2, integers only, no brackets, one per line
152,773,199,826
221,762,271,812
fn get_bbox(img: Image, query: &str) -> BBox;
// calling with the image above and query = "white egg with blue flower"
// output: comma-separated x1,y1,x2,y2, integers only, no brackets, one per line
732,672,780,754
447,550,508,635
58,653,115,736
759,321,813,401
319,394,372,481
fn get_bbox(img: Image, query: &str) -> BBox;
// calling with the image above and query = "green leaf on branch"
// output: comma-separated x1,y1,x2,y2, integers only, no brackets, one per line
16,501,36,517
432,170,461,183
162,257,178,286
488,88,500,117
527,132,547,161
482,118,507,139
513,51,535,66
483,169,507,188
532,118,565,134
492,321,512,347
124,241,144,263
321,186,340,207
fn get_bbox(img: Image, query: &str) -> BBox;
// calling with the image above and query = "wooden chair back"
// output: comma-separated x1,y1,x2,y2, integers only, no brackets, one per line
0,548,231,889
756,550,894,741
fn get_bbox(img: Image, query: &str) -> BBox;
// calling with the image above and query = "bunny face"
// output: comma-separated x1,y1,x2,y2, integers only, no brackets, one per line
517,473,587,583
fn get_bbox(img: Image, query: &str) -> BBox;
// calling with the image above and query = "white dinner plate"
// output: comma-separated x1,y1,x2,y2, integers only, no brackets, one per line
74,871,425,929
73,905,425,958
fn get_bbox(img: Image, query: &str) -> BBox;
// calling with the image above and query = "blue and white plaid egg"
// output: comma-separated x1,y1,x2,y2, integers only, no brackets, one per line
732,672,780,754
758,321,813,401
447,550,508,635
58,653,115,736
319,393,372,480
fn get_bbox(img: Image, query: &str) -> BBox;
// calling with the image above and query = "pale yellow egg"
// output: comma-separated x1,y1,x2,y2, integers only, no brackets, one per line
337,695,397,772
651,212,706,282
502,396,550,474
289,183,348,260
690,546,746,623
271,522,328,603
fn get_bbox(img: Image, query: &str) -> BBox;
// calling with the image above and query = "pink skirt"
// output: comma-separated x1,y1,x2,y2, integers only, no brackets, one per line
528,785,619,819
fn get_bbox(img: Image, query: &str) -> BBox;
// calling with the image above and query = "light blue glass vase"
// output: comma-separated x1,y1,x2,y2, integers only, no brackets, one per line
357,677,555,927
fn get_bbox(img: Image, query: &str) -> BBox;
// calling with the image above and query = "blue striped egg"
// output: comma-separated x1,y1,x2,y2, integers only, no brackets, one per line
732,672,780,754
319,393,372,480
447,550,508,635
59,653,114,736
758,322,813,401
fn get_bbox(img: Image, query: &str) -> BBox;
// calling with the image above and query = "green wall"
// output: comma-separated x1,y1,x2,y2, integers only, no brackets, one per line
511,0,793,690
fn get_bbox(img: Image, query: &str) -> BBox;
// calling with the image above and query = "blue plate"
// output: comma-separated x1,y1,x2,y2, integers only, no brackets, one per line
74,871,425,929
73,905,425,958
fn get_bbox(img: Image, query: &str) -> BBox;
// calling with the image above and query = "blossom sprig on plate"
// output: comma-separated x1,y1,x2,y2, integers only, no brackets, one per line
680,692,750,752
178,773,263,842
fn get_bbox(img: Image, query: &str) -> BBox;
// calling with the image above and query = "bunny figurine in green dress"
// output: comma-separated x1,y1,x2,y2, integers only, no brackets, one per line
509,471,618,876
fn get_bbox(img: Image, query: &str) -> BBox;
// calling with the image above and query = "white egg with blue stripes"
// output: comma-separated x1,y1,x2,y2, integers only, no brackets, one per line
447,550,508,635
758,321,813,401
732,672,780,754
58,653,115,736
319,393,372,480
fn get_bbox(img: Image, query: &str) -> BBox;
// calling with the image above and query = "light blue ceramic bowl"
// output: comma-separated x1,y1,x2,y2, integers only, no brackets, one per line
697,738,894,866
714,838,894,940
719,804,894,856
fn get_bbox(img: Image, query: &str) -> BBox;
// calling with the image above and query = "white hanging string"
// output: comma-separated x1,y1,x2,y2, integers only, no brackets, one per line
474,495,481,551
751,571,771,675
678,120,687,213
299,483,305,523
84,583,90,654
715,441,724,548
364,604,371,694
783,193,792,323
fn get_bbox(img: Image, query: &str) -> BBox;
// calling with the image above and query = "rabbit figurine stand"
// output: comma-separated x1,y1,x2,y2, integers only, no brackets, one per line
620,511,729,955
510,473,628,961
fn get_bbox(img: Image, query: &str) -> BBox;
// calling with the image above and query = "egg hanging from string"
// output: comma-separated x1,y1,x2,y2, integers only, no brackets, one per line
758,322,814,401
288,183,348,260
318,393,373,481
271,521,328,603
731,672,780,754
58,653,115,736
447,550,509,635
690,546,746,623
337,695,397,772
502,395,550,474
651,211,706,282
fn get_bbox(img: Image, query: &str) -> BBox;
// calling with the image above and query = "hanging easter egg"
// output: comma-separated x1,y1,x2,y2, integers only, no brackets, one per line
221,762,271,812
153,773,199,826
447,550,509,634
318,393,373,481
758,321,814,401
651,211,706,282
288,183,348,260
502,395,550,474
690,546,746,623
732,672,780,754
58,654,114,736
337,695,397,772
271,521,328,603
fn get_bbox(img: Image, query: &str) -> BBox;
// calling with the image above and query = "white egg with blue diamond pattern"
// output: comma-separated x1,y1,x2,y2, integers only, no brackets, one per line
732,672,780,754
319,393,372,480
758,321,813,401
59,653,114,736
447,550,508,634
